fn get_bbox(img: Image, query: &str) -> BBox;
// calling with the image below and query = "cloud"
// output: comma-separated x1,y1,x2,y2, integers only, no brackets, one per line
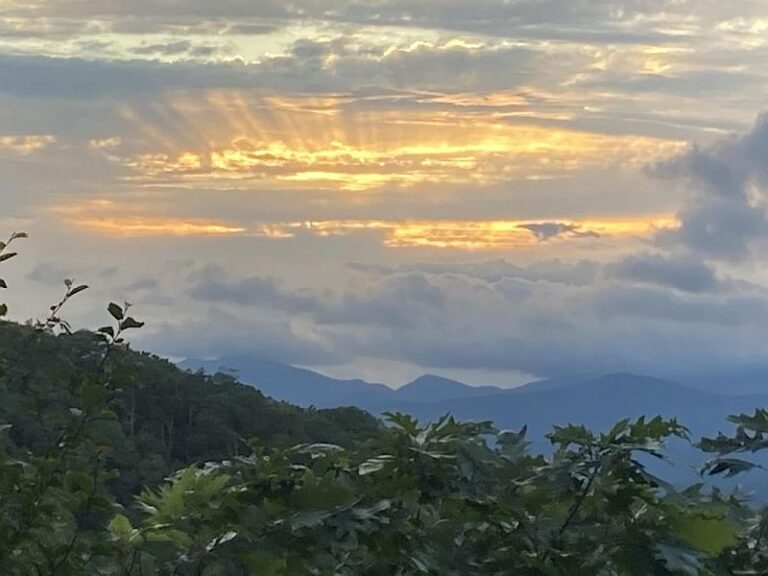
130,40,226,59
26,262,77,286
172,252,768,381
187,265,320,313
653,113,768,261
0,134,55,156
518,222,600,241
12,0,703,43
186,265,446,329
606,252,723,293
347,259,601,286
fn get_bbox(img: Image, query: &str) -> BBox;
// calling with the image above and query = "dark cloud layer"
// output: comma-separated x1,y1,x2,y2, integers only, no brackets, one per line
653,114,768,261
176,250,768,381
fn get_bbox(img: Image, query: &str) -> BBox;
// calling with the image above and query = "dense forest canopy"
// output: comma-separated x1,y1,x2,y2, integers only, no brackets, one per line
3,233,768,575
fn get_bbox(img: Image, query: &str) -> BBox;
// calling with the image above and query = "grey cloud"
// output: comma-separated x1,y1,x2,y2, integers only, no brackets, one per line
186,266,446,329
27,262,79,286
131,40,224,58
0,55,253,99
25,0,691,43
187,265,319,313
140,311,343,366
176,252,768,381
653,114,768,261
225,23,281,35
375,43,537,91
124,277,160,292
348,259,601,286
26,262,117,287
591,284,768,326
606,252,723,293
336,272,768,378
0,39,534,100
518,222,599,241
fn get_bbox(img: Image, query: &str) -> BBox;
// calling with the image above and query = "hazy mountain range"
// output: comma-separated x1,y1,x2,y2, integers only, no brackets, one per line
180,356,768,491
179,356,768,439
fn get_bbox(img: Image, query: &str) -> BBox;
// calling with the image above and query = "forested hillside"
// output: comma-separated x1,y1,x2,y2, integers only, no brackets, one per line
5,234,768,575
0,320,382,501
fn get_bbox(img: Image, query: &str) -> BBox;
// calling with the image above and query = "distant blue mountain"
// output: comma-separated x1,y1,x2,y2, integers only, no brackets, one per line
179,357,507,408
179,356,393,408
180,358,768,494
393,374,506,403
179,359,768,441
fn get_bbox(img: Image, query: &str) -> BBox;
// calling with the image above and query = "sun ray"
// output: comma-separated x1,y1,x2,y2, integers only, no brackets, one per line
97,91,685,192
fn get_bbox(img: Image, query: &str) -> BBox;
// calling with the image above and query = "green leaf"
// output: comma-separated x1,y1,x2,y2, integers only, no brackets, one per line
109,514,133,541
0,252,17,263
704,457,759,478
98,326,115,338
120,317,145,330
673,513,737,554
68,284,89,297
108,302,124,321
359,456,395,476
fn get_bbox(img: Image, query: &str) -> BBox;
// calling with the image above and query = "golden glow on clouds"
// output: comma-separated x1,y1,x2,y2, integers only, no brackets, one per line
256,216,677,249
52,200,246,237
99,92,685,191
0,134,55,155
55,200,675,249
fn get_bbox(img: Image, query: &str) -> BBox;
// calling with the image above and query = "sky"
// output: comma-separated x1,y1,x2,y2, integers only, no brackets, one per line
4,0,768,388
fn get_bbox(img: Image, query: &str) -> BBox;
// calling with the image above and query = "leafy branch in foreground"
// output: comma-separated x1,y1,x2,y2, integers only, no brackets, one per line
0,230,27,317
36,278,90,335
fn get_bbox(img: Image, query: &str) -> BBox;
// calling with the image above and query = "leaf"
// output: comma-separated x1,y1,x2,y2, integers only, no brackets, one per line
108,514,134,543
292,443,345,457
0,279,6,289
0,304,7,317
359,456,395,476
291,509,335,530
672,511,737,554
729,409,768,433
68,284,89,297
120,317,145,330
0,252,17,263
108,302,124,321
98,326,115,338
704,457,759,478
206,530,238,552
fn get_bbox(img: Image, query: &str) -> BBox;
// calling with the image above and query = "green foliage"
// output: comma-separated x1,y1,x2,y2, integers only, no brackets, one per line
6,232,768,574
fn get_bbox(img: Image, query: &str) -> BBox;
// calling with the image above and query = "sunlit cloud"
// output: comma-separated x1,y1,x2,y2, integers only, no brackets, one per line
0,134,55,155
52,200,246,237
52,198,676,248
95,92,686,191
292,216,677,249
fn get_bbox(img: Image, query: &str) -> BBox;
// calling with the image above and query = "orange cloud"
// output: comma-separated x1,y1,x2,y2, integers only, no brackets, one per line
53,199,675,248
52,200,246,237
259,216,677,249
0,134,55,155
100,91,685,191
